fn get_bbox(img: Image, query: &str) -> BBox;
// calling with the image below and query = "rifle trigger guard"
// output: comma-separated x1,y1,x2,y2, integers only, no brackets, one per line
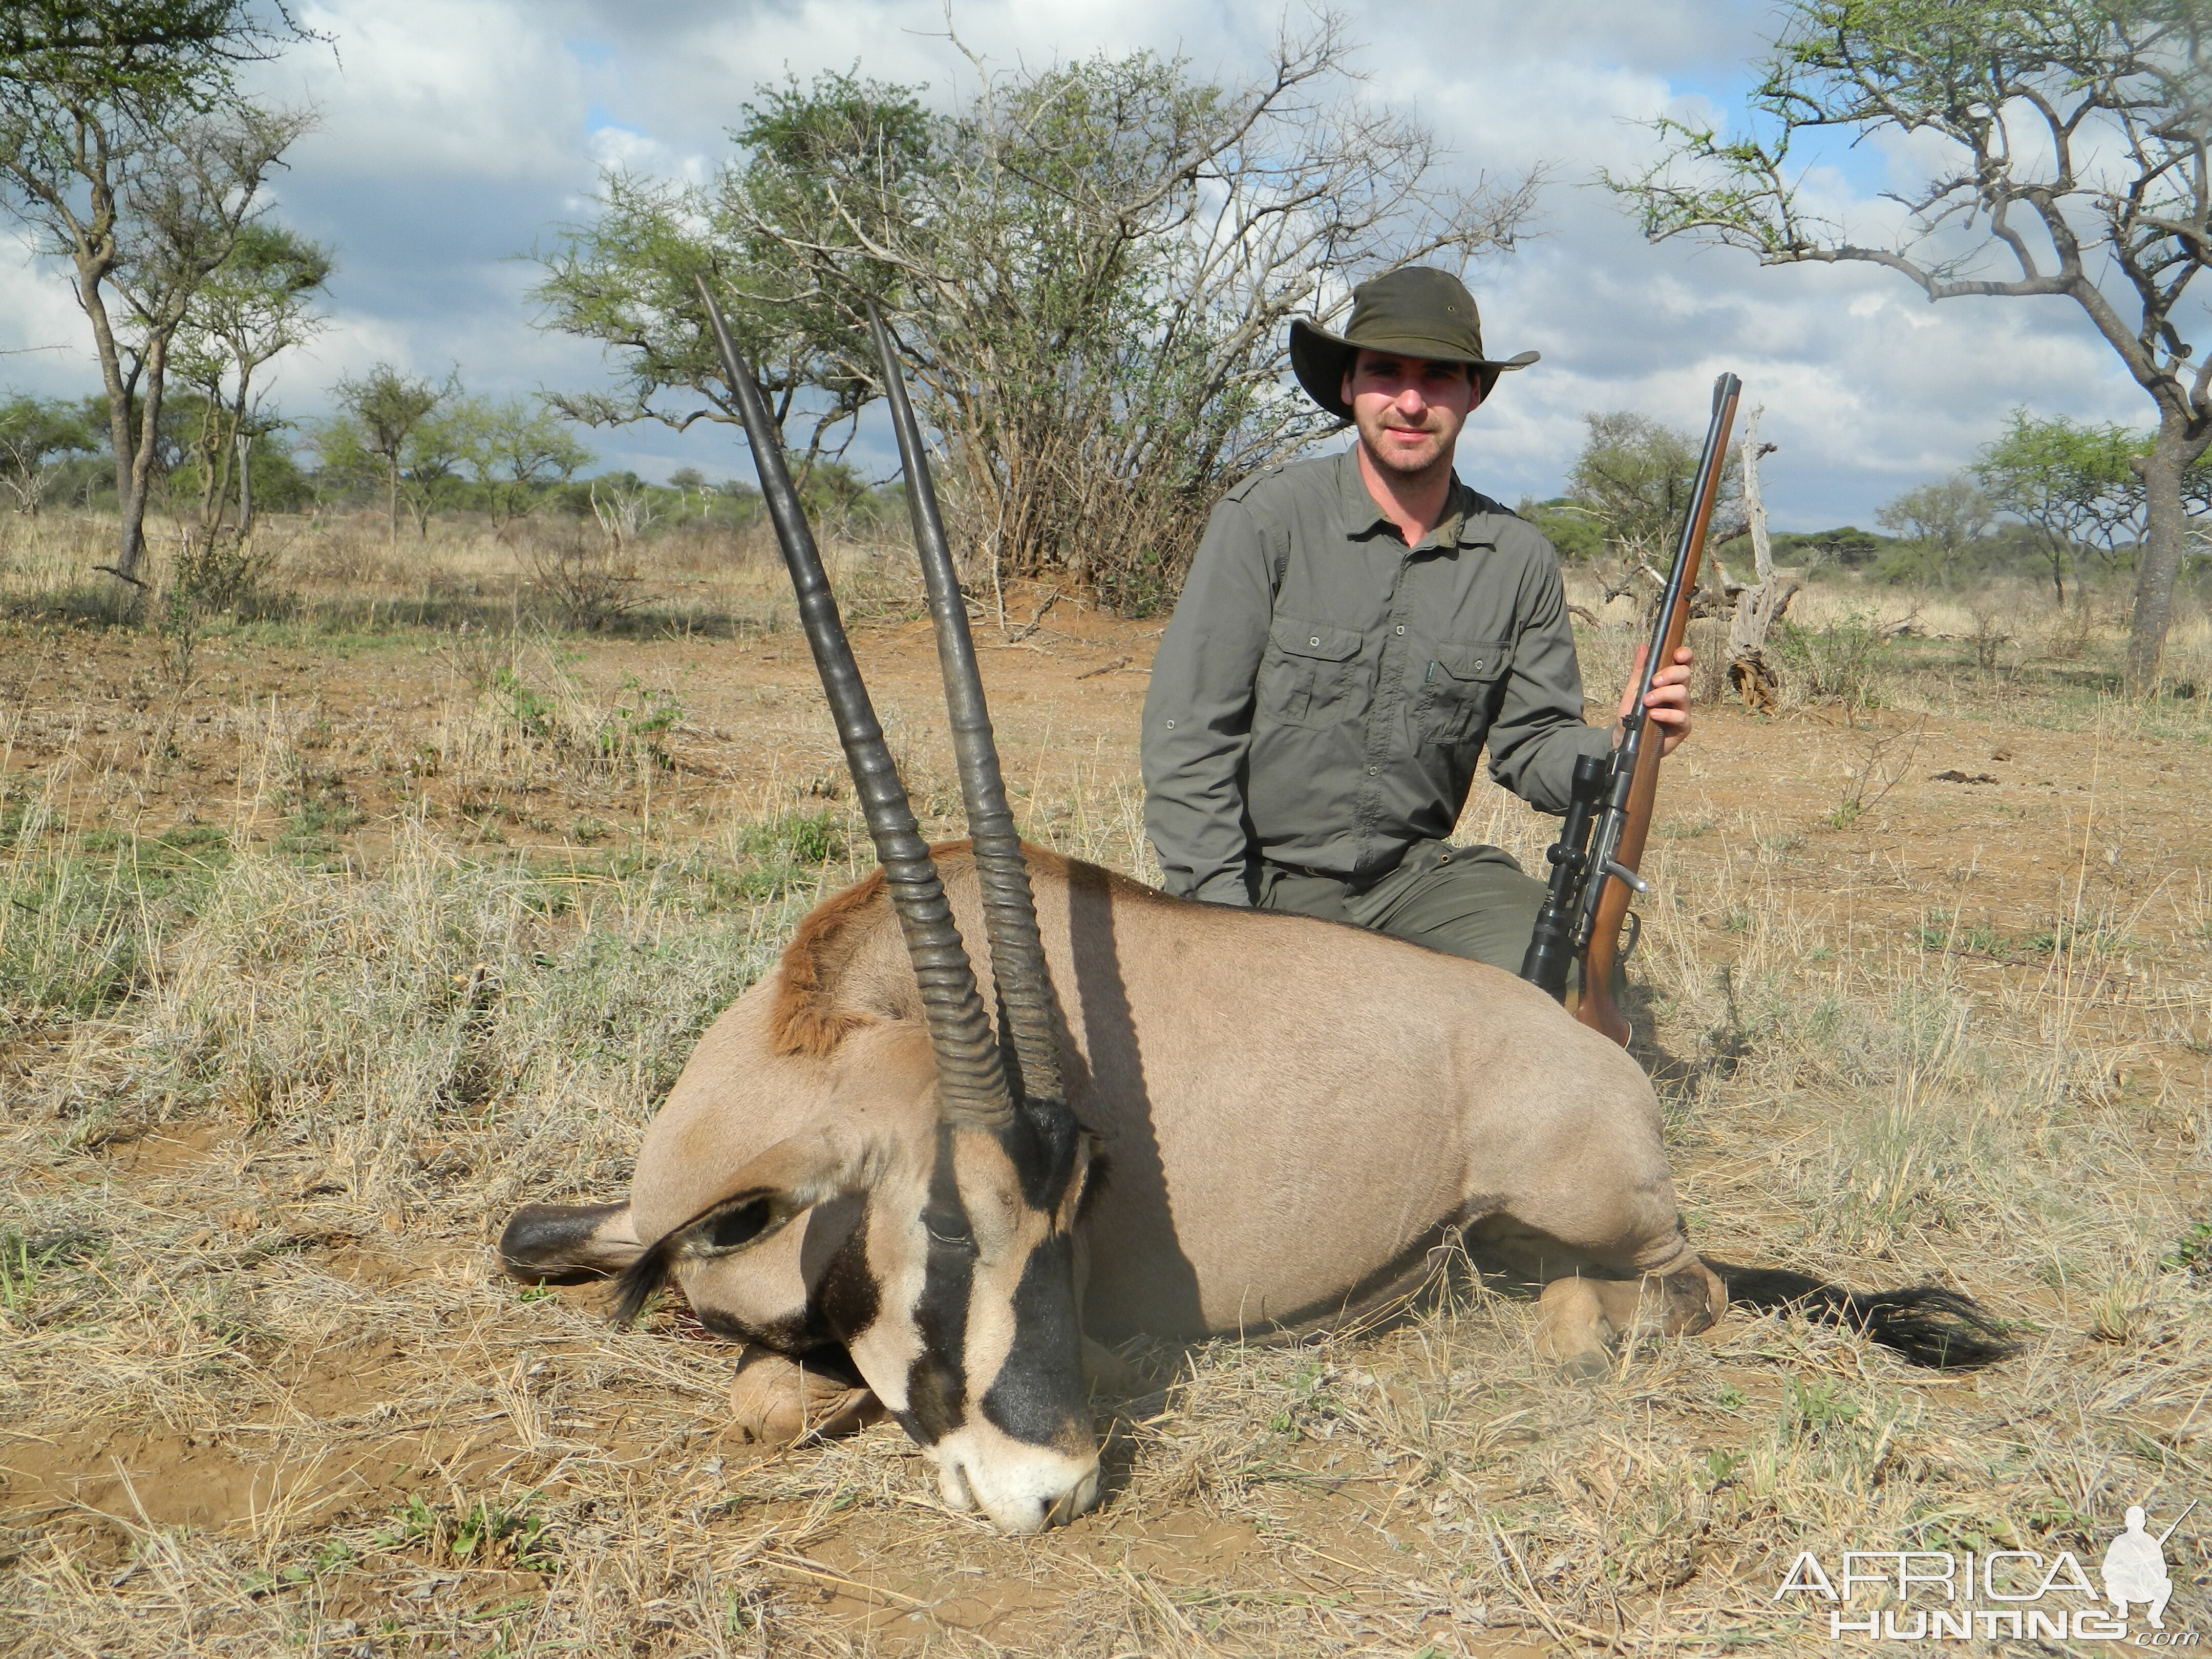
1618,910,1642,964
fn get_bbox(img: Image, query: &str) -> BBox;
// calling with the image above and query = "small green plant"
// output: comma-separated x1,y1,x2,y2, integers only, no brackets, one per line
733,809,848,898
1785,1378,1860,1432
591,676,683,767
1,1231,54,1323
492,668,559,740
376,1490,556,1571
2163,1213,2212,1278
1699,1448,1747,1490
1777,609,1899,716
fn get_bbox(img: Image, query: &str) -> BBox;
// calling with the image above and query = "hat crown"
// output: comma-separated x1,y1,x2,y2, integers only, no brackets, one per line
1285,265,1535,423
1343,266,1486,361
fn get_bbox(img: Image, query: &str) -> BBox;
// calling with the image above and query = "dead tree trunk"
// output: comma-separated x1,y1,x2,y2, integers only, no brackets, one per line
1723,407,1796,715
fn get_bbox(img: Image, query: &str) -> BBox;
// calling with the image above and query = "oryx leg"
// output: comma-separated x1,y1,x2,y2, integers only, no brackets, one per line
1534,1255,1724,1379
1472,1179,1725,1378
726,1344,881,1443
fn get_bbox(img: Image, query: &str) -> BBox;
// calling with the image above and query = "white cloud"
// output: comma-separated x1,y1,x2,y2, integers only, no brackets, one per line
280,0,588,184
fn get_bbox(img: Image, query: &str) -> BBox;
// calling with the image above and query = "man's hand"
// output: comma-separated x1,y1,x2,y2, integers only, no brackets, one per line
1615,644,1694,757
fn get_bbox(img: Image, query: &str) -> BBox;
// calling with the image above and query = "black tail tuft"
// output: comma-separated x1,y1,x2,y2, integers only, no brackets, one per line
608,1236,677,1329
1713,1263,2016,1369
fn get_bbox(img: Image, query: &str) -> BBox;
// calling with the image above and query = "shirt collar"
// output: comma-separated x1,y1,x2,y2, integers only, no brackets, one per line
1334,446,1497,550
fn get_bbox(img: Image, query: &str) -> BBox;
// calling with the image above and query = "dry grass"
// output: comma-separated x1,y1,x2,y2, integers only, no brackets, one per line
2,522,2209,1654
0,506,924,645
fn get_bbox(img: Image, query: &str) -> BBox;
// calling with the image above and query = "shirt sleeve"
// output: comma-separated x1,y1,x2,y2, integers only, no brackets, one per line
1141,497,1274,904
1483,539,1615,813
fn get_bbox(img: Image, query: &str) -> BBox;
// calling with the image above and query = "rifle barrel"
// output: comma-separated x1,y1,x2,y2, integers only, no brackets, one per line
1570,371,1741,1046
2156,1498,2198,1546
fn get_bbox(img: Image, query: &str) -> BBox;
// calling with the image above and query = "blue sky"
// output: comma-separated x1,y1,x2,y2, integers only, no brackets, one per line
0,0,2180,530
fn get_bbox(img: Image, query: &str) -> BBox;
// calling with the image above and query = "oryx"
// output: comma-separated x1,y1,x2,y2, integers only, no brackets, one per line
498,295,2010,1536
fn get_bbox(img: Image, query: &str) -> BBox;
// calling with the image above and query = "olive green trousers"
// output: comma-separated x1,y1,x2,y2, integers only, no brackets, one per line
1256,839,1546,976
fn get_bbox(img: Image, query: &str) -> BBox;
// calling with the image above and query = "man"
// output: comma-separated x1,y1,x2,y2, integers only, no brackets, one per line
2101,1505,2174,1629
1140,265,1693,973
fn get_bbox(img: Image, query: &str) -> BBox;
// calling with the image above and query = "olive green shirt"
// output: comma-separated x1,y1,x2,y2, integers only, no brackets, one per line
1141,448,1612,906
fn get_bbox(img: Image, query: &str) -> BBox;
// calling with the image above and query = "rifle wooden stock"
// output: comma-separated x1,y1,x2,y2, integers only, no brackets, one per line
1573,375,1740,1046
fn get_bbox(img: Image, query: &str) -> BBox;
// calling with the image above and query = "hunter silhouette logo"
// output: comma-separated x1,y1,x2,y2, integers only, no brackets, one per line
1774,1497,2195,1642
2103,1501,2192,1630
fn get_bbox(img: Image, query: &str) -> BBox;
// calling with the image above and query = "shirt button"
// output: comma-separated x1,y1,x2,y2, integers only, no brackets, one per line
1308,636,1321,647
1366,766,1378,776
1164,719,1175,729
1394,625,1405,635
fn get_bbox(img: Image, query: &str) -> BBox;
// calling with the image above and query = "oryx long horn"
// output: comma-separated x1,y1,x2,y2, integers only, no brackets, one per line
696,278,1012,1131
865,304,1066,1109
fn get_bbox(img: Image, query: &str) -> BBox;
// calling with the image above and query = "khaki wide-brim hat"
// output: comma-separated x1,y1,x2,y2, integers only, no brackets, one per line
1290,266,1538,423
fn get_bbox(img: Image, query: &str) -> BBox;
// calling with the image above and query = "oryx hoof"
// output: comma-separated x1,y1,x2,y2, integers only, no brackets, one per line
1535,1278,1618,1380
727,1345,879,1443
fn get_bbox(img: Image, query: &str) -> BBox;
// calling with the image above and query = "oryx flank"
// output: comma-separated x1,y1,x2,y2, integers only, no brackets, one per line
498,294,2011,1536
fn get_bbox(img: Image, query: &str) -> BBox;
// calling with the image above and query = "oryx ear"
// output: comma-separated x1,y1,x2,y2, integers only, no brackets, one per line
611,1134,863,1328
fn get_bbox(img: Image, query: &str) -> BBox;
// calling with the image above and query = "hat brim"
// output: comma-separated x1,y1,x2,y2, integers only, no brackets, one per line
1289,317,1538,423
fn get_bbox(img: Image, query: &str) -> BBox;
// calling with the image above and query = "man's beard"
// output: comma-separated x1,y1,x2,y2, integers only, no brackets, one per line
1358,417,1453,480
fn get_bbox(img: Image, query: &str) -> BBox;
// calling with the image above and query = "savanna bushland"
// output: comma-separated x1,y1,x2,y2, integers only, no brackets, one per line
2,488,2208,1655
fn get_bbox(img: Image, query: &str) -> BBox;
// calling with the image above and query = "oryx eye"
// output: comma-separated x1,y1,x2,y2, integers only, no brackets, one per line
922,1209,974,1251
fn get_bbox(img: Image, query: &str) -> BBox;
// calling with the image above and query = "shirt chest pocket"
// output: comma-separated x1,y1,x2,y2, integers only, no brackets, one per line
1415,640,1509,745
1262,616,1368,728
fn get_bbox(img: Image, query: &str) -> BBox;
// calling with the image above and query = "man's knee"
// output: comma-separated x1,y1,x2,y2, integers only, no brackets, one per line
1366,844,1544,973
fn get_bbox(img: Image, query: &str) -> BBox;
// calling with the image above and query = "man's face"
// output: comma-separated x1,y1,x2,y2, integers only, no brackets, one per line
1342,349,1479,480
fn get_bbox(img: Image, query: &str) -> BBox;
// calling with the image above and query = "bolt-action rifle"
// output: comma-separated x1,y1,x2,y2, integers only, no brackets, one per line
1520,371,1741,1045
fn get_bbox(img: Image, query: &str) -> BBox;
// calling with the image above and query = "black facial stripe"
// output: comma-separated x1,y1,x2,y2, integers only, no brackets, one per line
691,1303,861,1390
980,1233,1087,1448
903,1125,971,1443
815,1196,879,1346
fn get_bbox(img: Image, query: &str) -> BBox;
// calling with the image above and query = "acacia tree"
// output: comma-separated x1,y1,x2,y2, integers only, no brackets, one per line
537,19,1539,609
1607,0,2211,692
332,365,445,544
1972,409,2143,601
1567,410,1743,565
0,0,315,591
173,219,330,535
1875,476,1997,587
0,393,96,514
452,395,592,535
